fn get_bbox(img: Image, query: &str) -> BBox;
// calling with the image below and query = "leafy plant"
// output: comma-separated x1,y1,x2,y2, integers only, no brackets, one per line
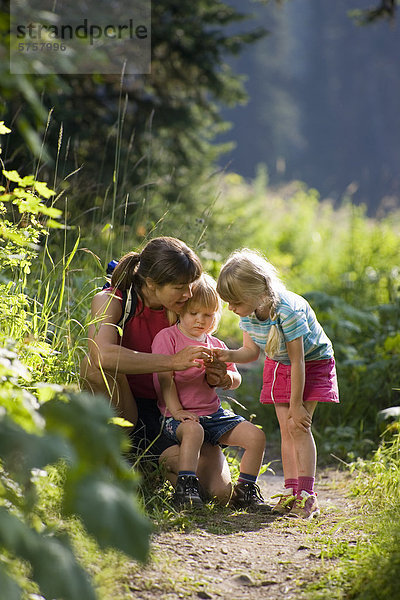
0,124,151,599
0,349,151,599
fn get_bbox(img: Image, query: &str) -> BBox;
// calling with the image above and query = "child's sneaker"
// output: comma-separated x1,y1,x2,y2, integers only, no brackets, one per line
271,488,296,515
230,481,271,512
173,475,204,509
288,490,320,519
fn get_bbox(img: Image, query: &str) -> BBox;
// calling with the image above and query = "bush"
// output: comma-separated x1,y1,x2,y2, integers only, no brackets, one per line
0,124,151,599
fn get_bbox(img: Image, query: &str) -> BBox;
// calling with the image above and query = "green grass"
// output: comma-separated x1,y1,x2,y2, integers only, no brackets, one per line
306,433,400,599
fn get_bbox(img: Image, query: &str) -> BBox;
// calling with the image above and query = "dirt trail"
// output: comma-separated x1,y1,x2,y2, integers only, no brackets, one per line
127,467,360,600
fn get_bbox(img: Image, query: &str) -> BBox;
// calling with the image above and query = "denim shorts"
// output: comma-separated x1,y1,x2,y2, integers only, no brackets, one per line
162,406,245,446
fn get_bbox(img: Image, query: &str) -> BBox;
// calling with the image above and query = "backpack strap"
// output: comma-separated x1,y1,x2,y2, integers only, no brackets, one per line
117,285,138,330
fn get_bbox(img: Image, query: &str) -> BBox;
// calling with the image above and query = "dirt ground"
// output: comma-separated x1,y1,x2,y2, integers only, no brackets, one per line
126,464,361,600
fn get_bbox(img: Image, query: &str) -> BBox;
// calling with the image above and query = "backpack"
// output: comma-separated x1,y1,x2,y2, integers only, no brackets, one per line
103,259,138,330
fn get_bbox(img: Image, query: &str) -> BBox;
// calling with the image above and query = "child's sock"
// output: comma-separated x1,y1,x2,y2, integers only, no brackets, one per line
297,476,315,496
237,472,257,484
178,470,196,478
284,478,298,495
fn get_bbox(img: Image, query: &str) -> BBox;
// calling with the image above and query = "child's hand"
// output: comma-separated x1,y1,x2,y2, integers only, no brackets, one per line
212,347,232,363
288,404,312,432
174,409,199,422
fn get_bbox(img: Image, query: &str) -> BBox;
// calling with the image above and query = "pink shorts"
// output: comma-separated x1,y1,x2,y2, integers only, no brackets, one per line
260,357,339,404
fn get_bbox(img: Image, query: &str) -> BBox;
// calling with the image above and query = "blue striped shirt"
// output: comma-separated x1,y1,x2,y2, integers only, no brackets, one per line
239,289,334,365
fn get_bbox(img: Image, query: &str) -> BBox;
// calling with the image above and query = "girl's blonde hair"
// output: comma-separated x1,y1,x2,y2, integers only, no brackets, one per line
217,249,285,357
181,273,222,334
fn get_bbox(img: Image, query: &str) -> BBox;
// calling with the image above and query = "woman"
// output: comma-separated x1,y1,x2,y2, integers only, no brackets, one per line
81,236,231,502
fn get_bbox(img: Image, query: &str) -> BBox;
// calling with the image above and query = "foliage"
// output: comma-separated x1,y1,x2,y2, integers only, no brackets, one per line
0,125,151,599
0,354,151,599
349,0,398,24
0,0,265,229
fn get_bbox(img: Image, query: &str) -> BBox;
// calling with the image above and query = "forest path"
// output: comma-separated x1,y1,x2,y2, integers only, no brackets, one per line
126,465,360,600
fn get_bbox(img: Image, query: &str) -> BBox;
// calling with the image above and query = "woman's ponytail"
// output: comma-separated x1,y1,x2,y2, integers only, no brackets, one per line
111,252,141,291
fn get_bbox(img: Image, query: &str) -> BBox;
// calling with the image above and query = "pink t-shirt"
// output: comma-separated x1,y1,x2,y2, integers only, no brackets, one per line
151,324,238,417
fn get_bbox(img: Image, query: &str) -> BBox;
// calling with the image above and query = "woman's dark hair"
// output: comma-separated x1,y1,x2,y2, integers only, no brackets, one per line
111,237,202,297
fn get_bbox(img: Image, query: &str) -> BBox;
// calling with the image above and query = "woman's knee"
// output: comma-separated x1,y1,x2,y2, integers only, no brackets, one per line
80,355,104,390
197,444,232,504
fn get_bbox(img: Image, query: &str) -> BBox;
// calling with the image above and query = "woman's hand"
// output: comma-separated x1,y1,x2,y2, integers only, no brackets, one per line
171,345,211,371
288,404,312,432
174,409,200,422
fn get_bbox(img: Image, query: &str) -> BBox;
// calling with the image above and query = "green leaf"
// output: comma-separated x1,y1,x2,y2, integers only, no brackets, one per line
13,193,42,215
110,416,134,427
0,509,96,600
0,564,21,600
0,223,31,245
19,175,35,187
0,121,12,135
39,392,126,469
0,507,37,555
46,217,66,229
35,383,64,403
31,534,97,600
33,180,56,199
2,170,22,184
0,418,74,482
65,474,151,562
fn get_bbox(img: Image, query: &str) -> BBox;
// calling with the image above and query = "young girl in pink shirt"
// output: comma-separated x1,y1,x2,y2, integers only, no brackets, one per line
152,274,269,510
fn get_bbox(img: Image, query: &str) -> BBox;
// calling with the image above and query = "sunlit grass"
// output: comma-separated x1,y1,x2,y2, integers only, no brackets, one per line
306,433,400,599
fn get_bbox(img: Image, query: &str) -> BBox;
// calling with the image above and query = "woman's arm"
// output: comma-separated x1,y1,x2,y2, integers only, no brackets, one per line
87,291,208,374
286,336,312,431
213,331,260,364
157,372,199,422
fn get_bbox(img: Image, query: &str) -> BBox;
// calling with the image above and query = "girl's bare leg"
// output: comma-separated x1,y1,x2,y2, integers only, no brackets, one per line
287,401,318,477
219,421,266,477
274,403,298,480
176,420,204,473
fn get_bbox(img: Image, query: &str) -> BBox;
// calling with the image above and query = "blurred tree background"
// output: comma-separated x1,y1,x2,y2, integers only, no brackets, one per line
219,0,400,215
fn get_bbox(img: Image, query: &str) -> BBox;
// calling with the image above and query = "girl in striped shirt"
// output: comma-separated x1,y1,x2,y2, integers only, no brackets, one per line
215,249,339,519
